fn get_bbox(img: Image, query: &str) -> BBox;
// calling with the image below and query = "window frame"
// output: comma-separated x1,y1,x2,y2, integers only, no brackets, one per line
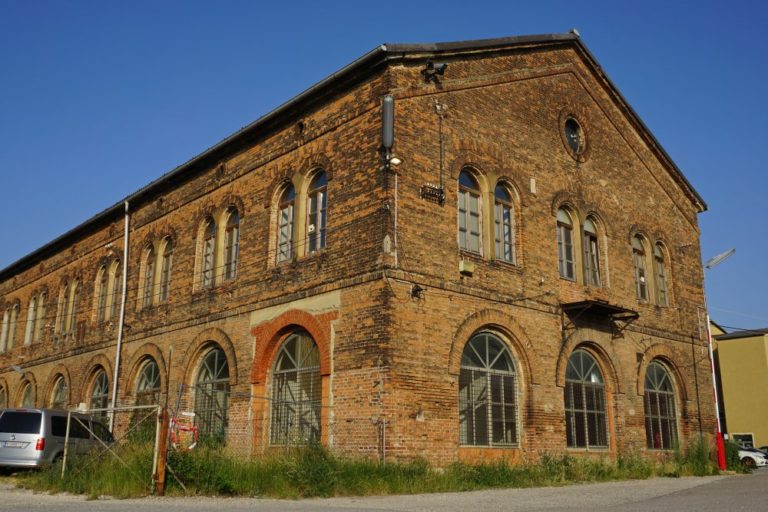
276,184,296,264
644,361,678,450
201,218,216,289
194,347,230,441
159,238,173,303
458,331,519,447
142,245,156,308
493,183,515,264
557,209,576,281
223,209,240,281
458,169,483,255
582,217,601,287
306,171,328,255
564,349,609,450
632,235,649,302
653,242,669,306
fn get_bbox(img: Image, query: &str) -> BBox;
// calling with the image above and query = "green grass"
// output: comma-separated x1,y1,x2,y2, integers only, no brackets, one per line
15,439,730,499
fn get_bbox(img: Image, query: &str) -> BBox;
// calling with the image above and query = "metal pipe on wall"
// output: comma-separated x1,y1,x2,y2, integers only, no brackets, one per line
109,201,130,431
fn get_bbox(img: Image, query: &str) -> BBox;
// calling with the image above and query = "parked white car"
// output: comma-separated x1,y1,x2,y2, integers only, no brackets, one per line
739,447,768,468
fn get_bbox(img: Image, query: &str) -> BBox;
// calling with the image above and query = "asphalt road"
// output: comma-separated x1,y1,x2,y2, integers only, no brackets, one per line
0,469,765,511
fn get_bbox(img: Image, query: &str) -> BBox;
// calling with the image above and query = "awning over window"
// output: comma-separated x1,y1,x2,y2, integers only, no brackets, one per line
561,300,639,339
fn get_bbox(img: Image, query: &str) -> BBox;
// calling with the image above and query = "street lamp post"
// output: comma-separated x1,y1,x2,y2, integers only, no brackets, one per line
703,248,735,471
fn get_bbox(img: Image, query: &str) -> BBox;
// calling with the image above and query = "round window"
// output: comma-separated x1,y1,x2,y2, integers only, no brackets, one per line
564,117,584,154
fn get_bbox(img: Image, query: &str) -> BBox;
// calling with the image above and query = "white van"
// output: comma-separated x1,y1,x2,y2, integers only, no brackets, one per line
0,408,113,469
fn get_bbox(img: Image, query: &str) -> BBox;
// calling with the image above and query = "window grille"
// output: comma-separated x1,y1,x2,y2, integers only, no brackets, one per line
564,350,608,449
644,361,677,450
194,347,230,441
459,332,518,446
271,332,321,445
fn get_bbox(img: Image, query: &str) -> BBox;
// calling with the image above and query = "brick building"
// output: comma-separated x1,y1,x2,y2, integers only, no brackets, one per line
0,33,713,465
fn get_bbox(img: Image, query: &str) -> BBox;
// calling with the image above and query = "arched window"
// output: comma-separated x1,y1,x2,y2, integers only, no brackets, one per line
143,245,156,308
654,243,668,306
49,375,68,409
55,284,67,335
7,303,19,349
307,171,328,254
23,297,36,346
20,382,34,408
458,170,482,254
632,235,649,301
0,308,8,353
64,281,79,334
90,369,110,422
201,218,216,289
0,309,8,353
96,265,108,321
194,347,230,440
34,291,46,342
644,361,677,450
564,349,608,449
271,331,321,444
109,261,122,320
583,217,600,286
557,209,575,280
224,209,240,280
493,184,514,263
459,332,518,446
159,238,173,303
135,358,161,406
277,184,296,263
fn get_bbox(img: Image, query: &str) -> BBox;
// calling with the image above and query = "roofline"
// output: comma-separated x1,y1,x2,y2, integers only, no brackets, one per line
715,328,768,341
0,32,706,282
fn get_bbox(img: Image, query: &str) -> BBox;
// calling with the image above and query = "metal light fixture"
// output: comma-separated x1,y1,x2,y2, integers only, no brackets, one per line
421,61,448,83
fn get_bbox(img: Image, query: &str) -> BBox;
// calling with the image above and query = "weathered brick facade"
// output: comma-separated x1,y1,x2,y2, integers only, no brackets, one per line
0,33,713,465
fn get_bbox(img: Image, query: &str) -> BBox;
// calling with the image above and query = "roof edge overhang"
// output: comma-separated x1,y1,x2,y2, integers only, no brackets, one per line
0,32,705,282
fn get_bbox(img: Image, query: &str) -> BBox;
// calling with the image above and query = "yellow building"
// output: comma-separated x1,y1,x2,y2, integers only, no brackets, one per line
713,324,768,449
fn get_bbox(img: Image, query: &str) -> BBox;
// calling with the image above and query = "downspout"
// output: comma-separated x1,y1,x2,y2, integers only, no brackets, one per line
110,201,130,431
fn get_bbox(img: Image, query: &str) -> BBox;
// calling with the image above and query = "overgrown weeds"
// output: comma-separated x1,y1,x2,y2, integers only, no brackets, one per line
16,439,729,499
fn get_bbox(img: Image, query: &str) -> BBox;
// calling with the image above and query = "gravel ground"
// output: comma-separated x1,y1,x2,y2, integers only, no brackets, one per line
0,473,750,512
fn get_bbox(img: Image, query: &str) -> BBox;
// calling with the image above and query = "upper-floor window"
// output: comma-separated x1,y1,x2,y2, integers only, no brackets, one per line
0,308,10,352
632,235,649,301
224,208,240,281
5,303,20,350
494,184,515,263
654,243,668,306
96,265,109,321
142,245,156,308
23,297,36,346
307,171,328,254
583,217,601,287
159,238,173,303
201,218,216,289
34,291,46,342
458,170,482,255
109,261,122,320
277,185,296,263
64,280,79,334
557,208,575,280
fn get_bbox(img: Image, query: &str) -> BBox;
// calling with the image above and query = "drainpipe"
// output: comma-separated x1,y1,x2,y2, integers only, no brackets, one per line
110,201,130,431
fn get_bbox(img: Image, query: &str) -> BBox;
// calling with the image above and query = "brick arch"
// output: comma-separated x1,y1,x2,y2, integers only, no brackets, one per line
555,338,622,394
14,373,37,407
448,309,536,385
298,153,334,182
627,224,652,245
636,344,689,402
549,190,581,218
581,208,612,239
179,327,239,387
82,353,114,401
263,171,295,209
448,149,502,181
122,343,167,398
250,309,336,384
44,364,72,407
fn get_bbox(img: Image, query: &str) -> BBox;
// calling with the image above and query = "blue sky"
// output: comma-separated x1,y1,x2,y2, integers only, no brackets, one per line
0,1,765,331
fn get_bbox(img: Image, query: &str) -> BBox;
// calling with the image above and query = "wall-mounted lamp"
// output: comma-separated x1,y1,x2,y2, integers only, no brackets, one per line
421,61,448,83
